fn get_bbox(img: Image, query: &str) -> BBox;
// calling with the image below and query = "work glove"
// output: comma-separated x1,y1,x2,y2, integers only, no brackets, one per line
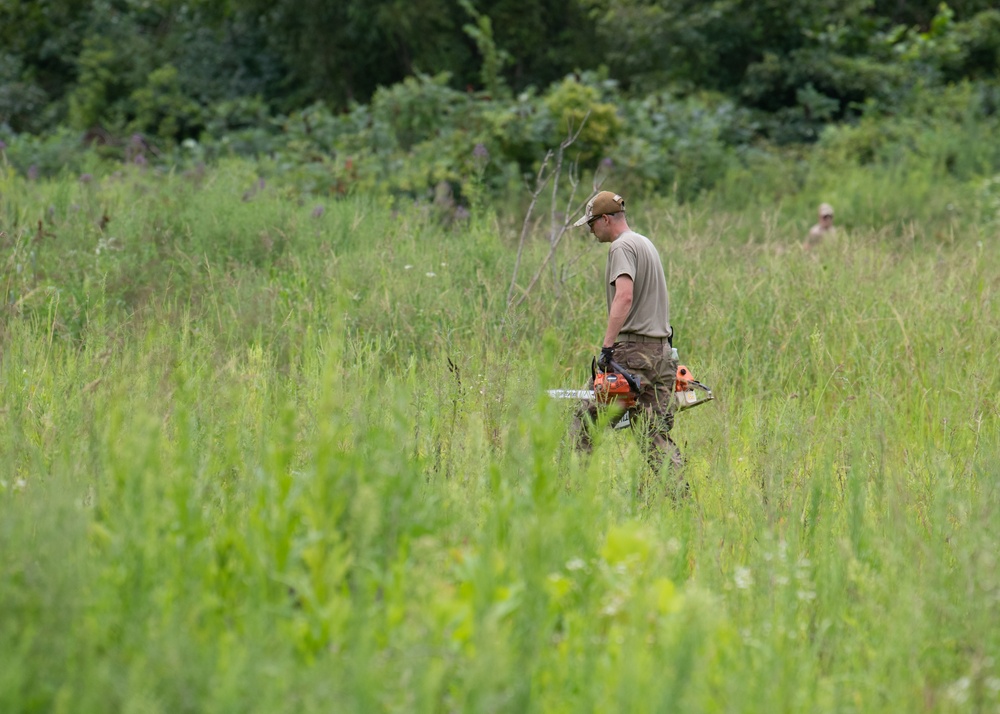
598,346,615,371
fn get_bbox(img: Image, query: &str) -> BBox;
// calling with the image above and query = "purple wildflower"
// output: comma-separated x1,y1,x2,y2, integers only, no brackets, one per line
473,143,490,161
311,205,325,218
27,165,39,180
455,205,471,221
0,140,6,151
134,154,147,166
600,157,614,169
80,173,93,183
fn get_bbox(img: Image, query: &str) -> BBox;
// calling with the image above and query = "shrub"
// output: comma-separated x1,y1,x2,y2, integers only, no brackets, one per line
0,54,51,134
542,76,621,163
130,64,203,142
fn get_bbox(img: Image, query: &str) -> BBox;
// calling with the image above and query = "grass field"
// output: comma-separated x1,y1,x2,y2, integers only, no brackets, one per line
2,158,999,713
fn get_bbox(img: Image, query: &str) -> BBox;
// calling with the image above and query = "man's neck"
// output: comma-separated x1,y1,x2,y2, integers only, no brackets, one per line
609,223,630,241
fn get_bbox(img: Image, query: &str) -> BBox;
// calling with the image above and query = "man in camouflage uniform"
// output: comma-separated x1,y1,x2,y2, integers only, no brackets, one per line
571,190,683,477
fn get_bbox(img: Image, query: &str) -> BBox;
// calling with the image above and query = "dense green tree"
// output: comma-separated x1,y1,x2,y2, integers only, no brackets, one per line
479,0,597,92
581,0,881,93
234,0,456,109
2,0,999,149
871,0,997,26
0,0,91,131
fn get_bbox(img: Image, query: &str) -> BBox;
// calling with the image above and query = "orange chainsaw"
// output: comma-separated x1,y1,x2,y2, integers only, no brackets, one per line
548,352,714,428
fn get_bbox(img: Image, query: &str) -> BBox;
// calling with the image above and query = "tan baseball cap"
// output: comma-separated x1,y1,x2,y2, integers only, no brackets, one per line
819,203,834,217
573,191,625,227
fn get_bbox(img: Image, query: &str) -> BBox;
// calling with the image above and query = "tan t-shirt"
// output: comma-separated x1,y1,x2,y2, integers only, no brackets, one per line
606,230,671,339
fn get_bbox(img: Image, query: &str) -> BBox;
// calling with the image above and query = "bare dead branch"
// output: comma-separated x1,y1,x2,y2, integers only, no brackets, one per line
506,150,554,306
507,109,611,311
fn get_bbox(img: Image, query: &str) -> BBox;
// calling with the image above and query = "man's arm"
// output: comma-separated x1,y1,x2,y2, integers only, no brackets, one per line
602,275,633,348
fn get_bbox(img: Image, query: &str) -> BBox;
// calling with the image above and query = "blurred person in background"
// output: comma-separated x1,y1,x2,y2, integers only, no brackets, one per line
805,202,835,249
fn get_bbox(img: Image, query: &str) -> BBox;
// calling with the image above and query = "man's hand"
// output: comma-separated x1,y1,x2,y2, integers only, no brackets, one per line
598,346,615,371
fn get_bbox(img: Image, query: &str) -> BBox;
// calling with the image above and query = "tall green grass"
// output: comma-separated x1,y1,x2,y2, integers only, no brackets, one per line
1,157,998,713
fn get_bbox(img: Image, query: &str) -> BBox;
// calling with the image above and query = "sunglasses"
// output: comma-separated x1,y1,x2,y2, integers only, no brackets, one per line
587,214,604,227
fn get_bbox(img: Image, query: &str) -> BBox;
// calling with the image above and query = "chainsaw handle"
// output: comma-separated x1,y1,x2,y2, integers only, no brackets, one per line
591,355,641,394
608,360,641,393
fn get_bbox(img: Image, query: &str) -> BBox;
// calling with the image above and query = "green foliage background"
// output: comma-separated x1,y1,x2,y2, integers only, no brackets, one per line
2,2,1000,711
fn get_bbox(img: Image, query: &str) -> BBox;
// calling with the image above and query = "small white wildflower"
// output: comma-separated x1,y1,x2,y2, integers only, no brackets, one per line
14,479,27,491
440,262,447,267
425,272,436,277
601,595,624,617
404,264,413,270
734,566,753,590
985,677,1000,694
566,558,585,571
946,677,971,704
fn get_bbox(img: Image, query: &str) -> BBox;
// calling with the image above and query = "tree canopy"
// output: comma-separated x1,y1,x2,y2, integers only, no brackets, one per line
1,0,997,138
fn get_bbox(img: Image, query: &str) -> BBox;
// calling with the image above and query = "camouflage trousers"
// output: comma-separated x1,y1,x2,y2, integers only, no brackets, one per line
571,341,683,473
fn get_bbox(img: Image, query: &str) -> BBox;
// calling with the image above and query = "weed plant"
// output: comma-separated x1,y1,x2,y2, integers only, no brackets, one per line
1,156,998,713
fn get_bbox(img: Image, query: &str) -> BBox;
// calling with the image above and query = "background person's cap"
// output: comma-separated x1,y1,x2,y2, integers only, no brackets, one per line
573,191,625,227
819,202,834,217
